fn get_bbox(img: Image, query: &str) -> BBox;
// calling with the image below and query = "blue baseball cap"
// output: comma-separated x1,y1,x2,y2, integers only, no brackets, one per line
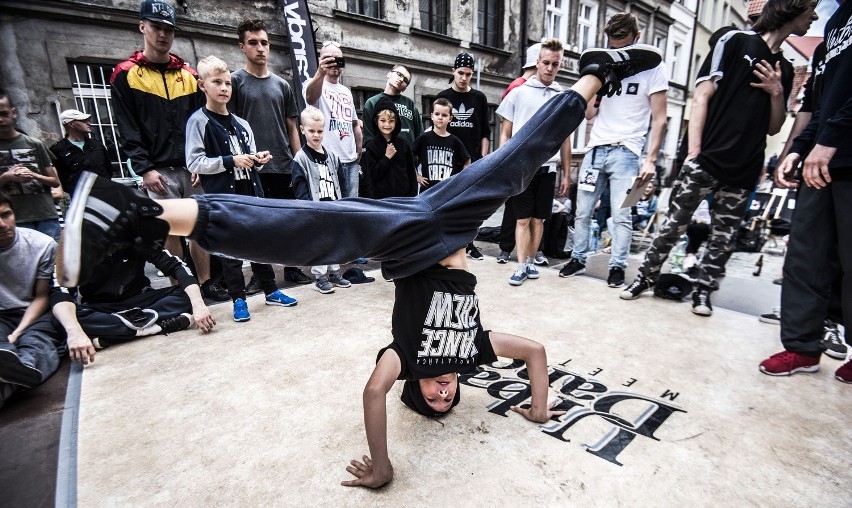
140,0,177,27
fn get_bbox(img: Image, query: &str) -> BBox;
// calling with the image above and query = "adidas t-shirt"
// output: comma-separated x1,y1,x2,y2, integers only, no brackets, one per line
694,31,793,190
436,88,491,162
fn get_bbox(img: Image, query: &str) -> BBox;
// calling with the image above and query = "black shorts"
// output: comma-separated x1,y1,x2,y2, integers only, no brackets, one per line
513,170,556,220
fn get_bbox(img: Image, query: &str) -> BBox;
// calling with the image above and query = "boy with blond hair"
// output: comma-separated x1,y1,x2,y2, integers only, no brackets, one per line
292,106,351,293
185,55,297,321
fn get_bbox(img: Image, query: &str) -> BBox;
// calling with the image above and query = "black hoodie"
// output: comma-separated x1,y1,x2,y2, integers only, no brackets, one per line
361,96,417,198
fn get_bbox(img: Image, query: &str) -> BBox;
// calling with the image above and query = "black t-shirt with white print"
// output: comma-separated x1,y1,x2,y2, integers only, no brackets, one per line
695,31,793,190
411,131,470,186
378,264,497,380
303,145,338,201
208,110,255,196
435,88,491,162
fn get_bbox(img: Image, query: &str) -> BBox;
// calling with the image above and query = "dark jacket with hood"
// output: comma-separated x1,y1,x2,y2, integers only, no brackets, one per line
360,96,417,198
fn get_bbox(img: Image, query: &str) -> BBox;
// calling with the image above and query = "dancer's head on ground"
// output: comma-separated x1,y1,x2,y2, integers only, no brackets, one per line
535,38,564,86
751,0,818,35
402,374,461,416
300,106,325,150
604,12,640,48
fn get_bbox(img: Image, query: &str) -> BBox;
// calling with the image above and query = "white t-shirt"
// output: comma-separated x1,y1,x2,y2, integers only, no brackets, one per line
587,63,668,156
496,77,563,169
306,80,360,163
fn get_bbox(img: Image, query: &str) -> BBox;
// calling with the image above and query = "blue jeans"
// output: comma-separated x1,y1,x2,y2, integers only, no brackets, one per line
18,219,62,242
191,90,589,280
572,145,639,269
0,310,63,404
339,160,360,198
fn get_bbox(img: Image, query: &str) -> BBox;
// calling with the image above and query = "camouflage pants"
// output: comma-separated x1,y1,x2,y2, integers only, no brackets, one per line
639,160,750,290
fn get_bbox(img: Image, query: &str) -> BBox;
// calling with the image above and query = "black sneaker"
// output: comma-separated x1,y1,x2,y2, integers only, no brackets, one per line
692,288,713,316
58,172,169,288
112,308,159,330
0,349,43,388
466,243,484,261
158,313,194,334
822,320,848,360
579,44,663,97
759,308,781,325
607,267,625,288
284,268,312,285
620,274,654,300
201,279,230,301
558,258,586,278
244,275,263,296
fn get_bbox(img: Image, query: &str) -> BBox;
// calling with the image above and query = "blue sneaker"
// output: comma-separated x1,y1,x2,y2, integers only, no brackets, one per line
265,289,297,307
526,264,540,279
233,298,250,322
354,257,368,264
509,267,528,286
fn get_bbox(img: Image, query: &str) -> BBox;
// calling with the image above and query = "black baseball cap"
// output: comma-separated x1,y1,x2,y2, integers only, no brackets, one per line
140,0,177,27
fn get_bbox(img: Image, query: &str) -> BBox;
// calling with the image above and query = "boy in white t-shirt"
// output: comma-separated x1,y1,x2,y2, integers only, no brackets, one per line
558,12,668,290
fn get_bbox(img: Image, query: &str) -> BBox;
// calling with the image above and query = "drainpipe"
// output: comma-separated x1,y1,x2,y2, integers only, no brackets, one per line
520,0,528,73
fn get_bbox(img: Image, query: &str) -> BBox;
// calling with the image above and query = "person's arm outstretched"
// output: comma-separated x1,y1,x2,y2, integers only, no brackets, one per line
342,348,401,489
489,332,566,423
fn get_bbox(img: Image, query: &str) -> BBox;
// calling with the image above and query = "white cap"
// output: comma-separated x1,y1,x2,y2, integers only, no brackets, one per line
59,109,91,125
522,43,542,69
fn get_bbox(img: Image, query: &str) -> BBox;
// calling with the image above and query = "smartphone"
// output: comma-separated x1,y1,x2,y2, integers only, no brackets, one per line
333,56,346,68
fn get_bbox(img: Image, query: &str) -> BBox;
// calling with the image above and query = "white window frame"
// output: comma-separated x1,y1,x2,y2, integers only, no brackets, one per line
545,0,570,43
68,62,128,177
577,0,598,51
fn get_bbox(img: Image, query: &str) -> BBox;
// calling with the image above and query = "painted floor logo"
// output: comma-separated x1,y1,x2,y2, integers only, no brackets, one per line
460,359,686,466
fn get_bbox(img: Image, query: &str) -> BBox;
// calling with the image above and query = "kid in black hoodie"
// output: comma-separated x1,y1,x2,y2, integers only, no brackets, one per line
360,96,417,198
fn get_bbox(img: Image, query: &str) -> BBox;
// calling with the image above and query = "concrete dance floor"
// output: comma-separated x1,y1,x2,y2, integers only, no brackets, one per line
75,260,850,506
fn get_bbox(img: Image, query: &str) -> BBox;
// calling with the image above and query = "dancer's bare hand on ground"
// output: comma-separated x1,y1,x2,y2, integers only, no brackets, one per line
774,153,801,188
67,330,96,365
750,60,783,97
510,398,566,423
341,455,393,488
802,144,836,189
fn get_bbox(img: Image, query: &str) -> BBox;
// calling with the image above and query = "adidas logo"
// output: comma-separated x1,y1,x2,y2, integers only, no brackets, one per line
452,103,475,121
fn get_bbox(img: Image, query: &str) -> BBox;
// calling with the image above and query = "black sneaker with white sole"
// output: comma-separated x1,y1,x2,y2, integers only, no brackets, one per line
158,313,194,334
466,243,484,261
607,267,625,288
0,349,43,388
692,288,713,316
620,274,654,300
58,172,169,288
822,320,847,360
558,258,586,278
579,44,664,97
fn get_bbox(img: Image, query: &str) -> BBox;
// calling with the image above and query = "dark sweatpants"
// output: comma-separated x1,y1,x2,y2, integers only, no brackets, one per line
780,177,852,355
190,90,588,280
67,286,191,341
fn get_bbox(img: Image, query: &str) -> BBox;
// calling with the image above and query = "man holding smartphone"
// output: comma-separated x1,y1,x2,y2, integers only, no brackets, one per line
304,41,363,198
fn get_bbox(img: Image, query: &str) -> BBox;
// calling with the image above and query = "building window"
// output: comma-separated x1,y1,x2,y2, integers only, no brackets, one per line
487,104,498,151
351,87,384,121
670,42,682,81
67,61,126,178
577,0,598,51
420,0,449,35
545,0,570,42
347,0,383,18
654,35,667,56
478,0,502,47
421,96,436,131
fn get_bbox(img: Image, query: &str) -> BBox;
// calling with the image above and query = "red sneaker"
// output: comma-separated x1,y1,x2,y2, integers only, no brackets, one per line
759,351,820,376
835,360,852,384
